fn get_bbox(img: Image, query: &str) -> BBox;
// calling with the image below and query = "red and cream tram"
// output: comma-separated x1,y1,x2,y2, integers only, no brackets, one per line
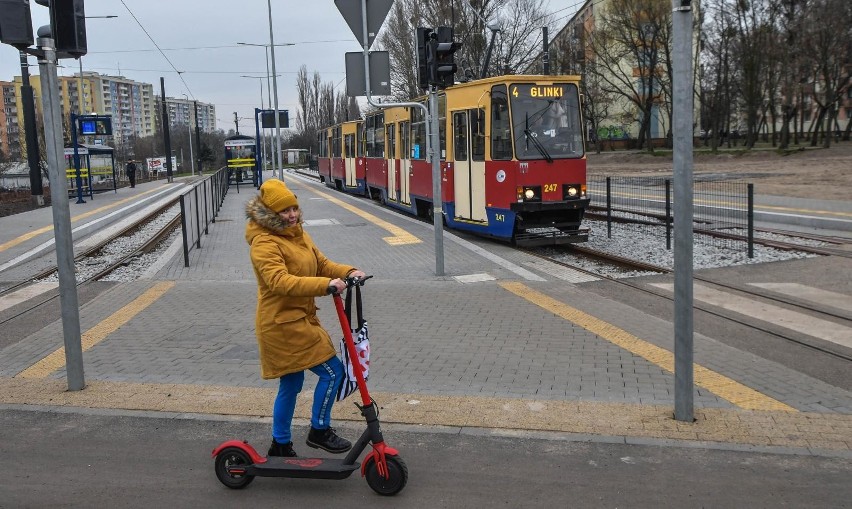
317,75,589,246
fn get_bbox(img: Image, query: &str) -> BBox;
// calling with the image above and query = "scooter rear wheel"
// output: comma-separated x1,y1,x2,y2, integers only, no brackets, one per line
215,447,255,489
364,455,408,496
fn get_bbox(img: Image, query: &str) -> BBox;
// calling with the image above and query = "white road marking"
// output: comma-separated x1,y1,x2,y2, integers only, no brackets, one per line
748,283,852,314
650,283,852,349
0,282,59,312
523,260,600,283
454,273,496,283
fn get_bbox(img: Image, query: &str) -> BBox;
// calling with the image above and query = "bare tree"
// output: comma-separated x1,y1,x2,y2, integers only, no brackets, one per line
586,0,671,151
800,0,851,147
377,0,553,100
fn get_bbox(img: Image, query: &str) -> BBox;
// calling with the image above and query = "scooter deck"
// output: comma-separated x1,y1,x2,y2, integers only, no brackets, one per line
245,457,361,480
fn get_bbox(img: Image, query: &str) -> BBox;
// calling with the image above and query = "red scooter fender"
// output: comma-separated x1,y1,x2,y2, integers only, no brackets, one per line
361,441,399,478
212,440,267,464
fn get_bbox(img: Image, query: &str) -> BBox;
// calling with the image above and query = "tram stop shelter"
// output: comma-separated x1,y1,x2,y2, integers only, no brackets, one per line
63,143,117,199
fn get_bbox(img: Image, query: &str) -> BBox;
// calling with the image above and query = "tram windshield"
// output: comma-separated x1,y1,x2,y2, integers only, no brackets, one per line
509,83,584,161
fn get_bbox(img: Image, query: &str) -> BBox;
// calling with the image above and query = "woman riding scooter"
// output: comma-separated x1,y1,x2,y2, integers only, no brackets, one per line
245,178,366,457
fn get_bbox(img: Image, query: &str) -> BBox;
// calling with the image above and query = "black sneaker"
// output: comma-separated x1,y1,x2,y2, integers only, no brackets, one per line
306,427,352,454
267,439,297,457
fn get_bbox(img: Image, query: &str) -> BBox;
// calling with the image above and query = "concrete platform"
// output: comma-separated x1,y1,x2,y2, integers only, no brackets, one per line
0,169,850,458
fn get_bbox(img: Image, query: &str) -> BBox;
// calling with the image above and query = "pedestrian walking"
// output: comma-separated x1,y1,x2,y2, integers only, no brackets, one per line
245,178,366,458
126,160,137,188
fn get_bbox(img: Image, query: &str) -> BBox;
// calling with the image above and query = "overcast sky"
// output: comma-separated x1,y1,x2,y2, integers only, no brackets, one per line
0,0,580,133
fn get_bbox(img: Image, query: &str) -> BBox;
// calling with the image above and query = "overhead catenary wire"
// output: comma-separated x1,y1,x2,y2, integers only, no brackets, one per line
119,0,195,100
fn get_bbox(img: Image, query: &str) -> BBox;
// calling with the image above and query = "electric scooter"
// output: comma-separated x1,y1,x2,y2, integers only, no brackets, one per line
212,276,408,496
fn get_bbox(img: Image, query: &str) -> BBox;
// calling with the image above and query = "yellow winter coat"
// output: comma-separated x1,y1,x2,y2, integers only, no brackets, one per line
245,196,355,379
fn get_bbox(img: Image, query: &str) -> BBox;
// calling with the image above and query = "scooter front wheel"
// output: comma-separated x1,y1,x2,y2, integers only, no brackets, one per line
215,447,255,489
364,455,408,496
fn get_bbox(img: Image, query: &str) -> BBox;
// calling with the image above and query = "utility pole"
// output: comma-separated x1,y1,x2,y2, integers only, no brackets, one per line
19,51,44,206
182,94,194,176
233,112,240,134
37,33,85,391
672,0,695,422
160,77,173,183
194,100,202,174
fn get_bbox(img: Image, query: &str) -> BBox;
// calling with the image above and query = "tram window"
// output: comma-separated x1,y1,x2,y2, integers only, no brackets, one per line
365,117,374,157
453,112,468,160
401,121,410,159
375,114,385,158
358,124,365,157
491,85,512,160
411,105,426,160
386,123,395,159
510,83,584,160
472,108,485,162
345,134,354,158
333,126,342,157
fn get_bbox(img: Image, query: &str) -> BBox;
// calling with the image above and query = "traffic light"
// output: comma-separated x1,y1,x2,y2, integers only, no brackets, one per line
415,27,433,91
34,0,87,57
429,26,460,89
0,0,34,49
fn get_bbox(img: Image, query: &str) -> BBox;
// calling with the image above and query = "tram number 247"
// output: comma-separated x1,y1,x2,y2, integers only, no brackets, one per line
543,183,558,192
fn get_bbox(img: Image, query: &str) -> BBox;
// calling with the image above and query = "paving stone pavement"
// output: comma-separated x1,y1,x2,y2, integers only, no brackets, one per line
1,170,851,456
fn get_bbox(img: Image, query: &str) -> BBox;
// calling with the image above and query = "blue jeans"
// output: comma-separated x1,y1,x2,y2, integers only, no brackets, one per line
272,356,343,444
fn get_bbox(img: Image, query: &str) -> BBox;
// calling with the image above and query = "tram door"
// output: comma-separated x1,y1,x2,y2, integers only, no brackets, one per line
344,132,357,187
452,109,486,221
399,121,411,205
386,123,397,201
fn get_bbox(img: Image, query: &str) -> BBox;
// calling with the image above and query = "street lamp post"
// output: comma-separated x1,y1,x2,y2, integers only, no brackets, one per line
240,75,268,175
182,93,195,176
237,40,294,178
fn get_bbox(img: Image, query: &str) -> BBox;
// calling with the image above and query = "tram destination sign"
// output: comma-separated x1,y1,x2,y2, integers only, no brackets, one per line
335,0,392,49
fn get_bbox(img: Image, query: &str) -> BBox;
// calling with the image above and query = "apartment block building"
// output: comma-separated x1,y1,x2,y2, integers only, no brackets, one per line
156,95,216,134
0,81,20,160
3,71,223,161
88,73,158,142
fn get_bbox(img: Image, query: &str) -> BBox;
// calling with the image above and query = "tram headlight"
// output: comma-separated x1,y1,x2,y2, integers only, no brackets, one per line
563,184,581,200
517,186,541,202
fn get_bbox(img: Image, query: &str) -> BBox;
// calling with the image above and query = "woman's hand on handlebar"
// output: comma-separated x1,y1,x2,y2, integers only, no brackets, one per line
349,270,366,280
327,278,346,295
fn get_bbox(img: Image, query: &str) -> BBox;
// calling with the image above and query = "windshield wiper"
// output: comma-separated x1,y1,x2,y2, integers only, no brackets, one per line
524,113,553,163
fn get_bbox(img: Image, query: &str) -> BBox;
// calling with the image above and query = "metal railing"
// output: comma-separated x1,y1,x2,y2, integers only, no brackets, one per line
587,175,754,256
179,167,229,266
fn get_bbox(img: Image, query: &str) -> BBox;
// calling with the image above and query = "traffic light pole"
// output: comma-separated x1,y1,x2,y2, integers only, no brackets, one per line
36,35,85,391
356,0,444,275
428,86,444,275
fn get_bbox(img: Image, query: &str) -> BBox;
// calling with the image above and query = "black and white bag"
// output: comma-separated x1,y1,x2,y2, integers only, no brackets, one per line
336,284,370,402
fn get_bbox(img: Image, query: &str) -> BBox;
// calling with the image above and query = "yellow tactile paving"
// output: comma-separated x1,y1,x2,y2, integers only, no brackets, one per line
1,378,849,452
0,185,167,254
15,281,175,379
282,176,422,246
500,282,798,413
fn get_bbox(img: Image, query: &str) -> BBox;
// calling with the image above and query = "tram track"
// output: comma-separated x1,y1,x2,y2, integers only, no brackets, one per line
525,244,852,363
0,200,182,326
291,166,850,361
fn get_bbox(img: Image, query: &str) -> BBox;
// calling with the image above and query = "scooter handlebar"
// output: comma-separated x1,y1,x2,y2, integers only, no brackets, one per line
327,275,373,295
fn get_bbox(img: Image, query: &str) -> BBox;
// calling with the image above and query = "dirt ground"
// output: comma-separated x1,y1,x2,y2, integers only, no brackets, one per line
587,141,852,201
1,143,849,217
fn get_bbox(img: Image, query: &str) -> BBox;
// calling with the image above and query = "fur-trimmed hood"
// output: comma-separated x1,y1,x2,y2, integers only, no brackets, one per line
245,195,302,243
244,194,355,380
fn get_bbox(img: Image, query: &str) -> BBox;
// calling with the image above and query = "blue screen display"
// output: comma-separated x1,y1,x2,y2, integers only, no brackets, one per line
80,120,97,135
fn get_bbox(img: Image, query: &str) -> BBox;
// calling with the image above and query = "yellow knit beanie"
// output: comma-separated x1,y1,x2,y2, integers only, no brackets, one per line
259,179,298,213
